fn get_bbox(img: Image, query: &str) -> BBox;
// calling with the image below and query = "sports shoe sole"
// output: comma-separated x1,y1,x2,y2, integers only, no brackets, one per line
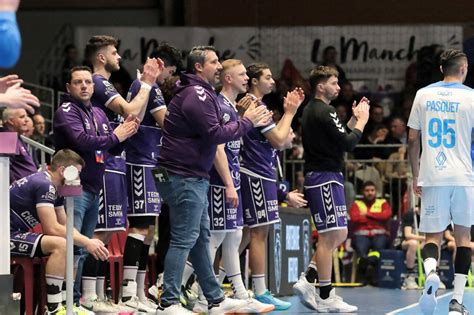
293,285,318,310
419,274,440,315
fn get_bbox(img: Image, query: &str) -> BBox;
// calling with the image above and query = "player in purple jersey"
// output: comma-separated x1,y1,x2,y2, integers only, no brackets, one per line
295,66,369,312
237,62,304,310
53,66,138,312
10,149,109,315
120,44,181,312
77,35,163,313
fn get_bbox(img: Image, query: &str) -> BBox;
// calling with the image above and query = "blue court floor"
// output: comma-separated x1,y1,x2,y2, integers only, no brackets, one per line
268,287,474,314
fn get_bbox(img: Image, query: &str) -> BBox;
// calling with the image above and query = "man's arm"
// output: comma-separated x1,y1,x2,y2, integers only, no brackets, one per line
38,205,108,260
407,128,421,196
54,106,120,150
366,200,392,221
106,58,163,120
213,144,238,208
265,89,304,149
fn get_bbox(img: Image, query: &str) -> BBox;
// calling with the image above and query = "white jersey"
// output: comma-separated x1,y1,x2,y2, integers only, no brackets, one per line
408,81,474,186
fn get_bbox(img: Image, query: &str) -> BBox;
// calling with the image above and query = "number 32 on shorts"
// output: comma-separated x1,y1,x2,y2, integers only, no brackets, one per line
428,118,455,148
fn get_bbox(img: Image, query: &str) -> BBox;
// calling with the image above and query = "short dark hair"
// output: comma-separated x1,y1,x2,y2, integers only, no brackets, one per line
309,65,338,91
440,48,467,76
362,181,376,190
67,66,93,83
186,45,216,74
84,35,118,64
246,62,270,88
150,43,182,68
51,149,85,171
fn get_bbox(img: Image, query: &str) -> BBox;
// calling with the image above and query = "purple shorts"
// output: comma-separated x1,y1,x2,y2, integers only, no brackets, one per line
241,173,279,227
95,170,127,232
126,164,161,217
208,185,243,231
304,171,348,233
10,231,43,257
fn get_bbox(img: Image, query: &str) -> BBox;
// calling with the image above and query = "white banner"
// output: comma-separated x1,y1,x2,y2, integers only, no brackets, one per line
75,25,462,88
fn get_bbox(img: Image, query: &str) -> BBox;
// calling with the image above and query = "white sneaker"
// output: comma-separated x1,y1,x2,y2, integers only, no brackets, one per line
208,297,248,315
402,275,419,290
419,271,440,315
192,299,208,314
121,296,157,313
316,289,358,313
235,297,275,313
293,272,318,310
80,295,118,314
156,303,195,314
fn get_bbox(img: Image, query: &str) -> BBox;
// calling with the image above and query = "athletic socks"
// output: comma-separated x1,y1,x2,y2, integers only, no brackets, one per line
453,246,472,304
137,243,150,300
228,272,248,299
422,243,439,276
305,261,318,284
252,274,266,295
46,274,63,311
319,280,332,300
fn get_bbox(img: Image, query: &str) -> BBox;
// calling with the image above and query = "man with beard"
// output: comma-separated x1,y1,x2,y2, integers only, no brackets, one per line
293,65,369,312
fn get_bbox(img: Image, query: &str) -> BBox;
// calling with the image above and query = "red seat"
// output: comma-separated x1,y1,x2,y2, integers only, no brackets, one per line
108,230,128,302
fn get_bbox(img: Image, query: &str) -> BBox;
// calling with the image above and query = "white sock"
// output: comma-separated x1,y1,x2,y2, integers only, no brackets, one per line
228,273,248,299
452,273,467,304
182,261,195,287
209,233,226,264
96,276,105,300
222,230,247,298
423,258,437,276
82,276,97,299
137,271,147,301
46,275,63,305
122,280,137,299
252,274,266,295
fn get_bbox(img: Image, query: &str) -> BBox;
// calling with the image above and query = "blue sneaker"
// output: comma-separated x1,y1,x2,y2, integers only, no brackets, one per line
255,290,291,310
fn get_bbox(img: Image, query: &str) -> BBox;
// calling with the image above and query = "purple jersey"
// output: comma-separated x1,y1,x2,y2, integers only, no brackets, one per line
239,100,277,182
91,73,126,172
158,73,253,178
209,94,241,188
125,79,166,166
10,133,37,184
10,171,63,232
53,96,120,195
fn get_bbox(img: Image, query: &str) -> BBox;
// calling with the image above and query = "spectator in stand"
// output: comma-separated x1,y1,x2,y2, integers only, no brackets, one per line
364,104,386,137
322,46,347,85
384,144,409,215
59,44,80,90
336,81,358,111
395,206,424,290
349,181,392,285
385,116,408,146
1,107,37,182
334,103,348,124
353,124,389,160
32,113,46,143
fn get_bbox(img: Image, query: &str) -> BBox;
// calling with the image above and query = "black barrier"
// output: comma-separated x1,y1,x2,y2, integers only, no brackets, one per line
267,207,313,296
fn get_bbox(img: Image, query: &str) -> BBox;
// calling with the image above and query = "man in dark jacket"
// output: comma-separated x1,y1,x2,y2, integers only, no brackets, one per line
53,65,137,310
156,45,271,315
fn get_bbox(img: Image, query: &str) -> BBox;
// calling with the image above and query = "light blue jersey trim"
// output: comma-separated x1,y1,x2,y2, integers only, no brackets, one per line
422,81,473,91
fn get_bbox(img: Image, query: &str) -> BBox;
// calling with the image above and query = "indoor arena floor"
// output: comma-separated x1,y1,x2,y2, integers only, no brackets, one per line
269,287,474,314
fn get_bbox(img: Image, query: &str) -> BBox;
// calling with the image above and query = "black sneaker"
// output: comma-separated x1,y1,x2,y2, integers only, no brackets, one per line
449,299,470,315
